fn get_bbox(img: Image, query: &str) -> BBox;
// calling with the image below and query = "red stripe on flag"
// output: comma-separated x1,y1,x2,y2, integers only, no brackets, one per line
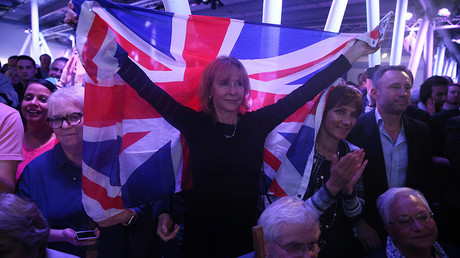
249,41,349,81
263,148,282,172
120,131,150,154
249,90,324,123
181,16,231,99
269,179,288,197
106,25,172,72
82,174,124,210
84,83,162,127
180,134,193,190
81,14,108,84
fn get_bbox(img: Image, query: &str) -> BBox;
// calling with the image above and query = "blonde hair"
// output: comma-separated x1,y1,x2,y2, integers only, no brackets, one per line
198,56,251,117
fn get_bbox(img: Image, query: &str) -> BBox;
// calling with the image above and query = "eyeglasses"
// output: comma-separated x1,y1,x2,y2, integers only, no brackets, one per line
46,112,83,129
389,211,434,228
273,239,325,256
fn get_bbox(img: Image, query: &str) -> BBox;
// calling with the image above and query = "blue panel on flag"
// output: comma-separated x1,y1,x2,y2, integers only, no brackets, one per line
121,141,176,207
83,138,122,186
96,0,175,60
280,125,315,176
231,22,337,59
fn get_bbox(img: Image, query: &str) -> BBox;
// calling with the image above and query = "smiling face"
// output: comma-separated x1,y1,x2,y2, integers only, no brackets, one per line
49,100,84,153
210,66,245,118
321,104,359,141
49,60,67,79
386,195,438,255
373,70,412,115
21,83,52,124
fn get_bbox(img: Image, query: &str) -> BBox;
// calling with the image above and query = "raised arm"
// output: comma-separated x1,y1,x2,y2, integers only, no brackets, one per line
117,57,197,132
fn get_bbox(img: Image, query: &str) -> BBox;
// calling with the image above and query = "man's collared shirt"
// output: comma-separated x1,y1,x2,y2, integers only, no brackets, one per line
375,108,408,188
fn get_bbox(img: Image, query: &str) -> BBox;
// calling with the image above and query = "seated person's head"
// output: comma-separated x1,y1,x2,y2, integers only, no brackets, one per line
377,187,437,257
258,197,321,258
0,193,49,258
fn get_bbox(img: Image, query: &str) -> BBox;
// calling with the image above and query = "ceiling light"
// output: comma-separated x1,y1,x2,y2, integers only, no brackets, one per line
438,8,451,17
405,12,413,20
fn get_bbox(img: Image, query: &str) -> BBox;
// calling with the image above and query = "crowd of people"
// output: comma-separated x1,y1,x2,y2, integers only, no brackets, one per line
1,8,460,258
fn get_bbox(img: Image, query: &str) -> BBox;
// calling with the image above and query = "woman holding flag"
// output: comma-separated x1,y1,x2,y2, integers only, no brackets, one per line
116,39,378,257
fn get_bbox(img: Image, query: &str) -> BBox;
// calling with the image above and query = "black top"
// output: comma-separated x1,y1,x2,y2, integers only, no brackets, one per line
118,55,351,257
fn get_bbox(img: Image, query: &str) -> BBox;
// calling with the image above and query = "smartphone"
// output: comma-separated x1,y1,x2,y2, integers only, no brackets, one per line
75,230,98,241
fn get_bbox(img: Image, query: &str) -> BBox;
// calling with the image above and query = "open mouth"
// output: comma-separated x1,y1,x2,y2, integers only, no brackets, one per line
27,110,42,114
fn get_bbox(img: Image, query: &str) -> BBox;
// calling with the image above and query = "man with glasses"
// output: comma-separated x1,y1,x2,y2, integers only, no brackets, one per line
258,197,323,258
368,187,459,257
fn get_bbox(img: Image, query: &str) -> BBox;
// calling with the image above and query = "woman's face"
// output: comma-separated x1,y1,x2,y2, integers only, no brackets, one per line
49,100,84,151
322,103,359,141
21,83,52,124
210,67,245,116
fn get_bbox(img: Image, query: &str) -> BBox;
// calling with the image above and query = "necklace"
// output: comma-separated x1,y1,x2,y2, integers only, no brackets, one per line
223,122,237,139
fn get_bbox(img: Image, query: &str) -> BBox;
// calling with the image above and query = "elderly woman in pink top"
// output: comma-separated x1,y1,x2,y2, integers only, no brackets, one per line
16,78,58,181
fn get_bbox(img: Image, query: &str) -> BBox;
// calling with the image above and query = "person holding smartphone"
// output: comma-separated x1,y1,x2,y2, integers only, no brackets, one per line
16,86,156,257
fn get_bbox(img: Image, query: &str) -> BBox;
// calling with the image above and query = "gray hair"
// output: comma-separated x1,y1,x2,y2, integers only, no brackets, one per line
377,187,431,225
0,193,49,253
258,196,319,241
47,85,84,117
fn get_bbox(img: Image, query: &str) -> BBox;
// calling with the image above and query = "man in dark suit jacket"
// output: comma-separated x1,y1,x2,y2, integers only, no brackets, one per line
347,65,433,254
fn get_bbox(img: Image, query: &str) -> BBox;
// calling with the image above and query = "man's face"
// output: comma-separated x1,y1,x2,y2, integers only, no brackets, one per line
386,195,438,255
7,58,17,69
49,60,67,79
266,223,320,258
446,85,460,106
16,59,37,83
431,85,448,111
372,70,412,115
40,55,51,69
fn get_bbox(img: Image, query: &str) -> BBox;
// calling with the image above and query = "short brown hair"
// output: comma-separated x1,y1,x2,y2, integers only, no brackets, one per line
323,85,363,120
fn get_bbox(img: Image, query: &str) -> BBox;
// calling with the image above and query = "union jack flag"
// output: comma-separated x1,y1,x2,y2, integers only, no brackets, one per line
74,0,366,221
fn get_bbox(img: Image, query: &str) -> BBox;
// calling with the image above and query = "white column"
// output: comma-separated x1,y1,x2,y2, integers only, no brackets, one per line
389,0,408,65
366,0,381,66
444,59,453,76
452,62,457,83
39,33,52,58
20,34,32,55
424,20,434,79
263,0,282,24
162,0,191,15
408,16,429,79
30,0,40,61
324,0,348,33
433,46,441,76
436,44,446,75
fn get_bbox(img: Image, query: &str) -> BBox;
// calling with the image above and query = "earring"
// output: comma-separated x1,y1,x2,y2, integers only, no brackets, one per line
209,95,212,99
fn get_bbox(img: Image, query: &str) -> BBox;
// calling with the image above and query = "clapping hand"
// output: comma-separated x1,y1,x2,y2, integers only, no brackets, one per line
326,149,367,196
